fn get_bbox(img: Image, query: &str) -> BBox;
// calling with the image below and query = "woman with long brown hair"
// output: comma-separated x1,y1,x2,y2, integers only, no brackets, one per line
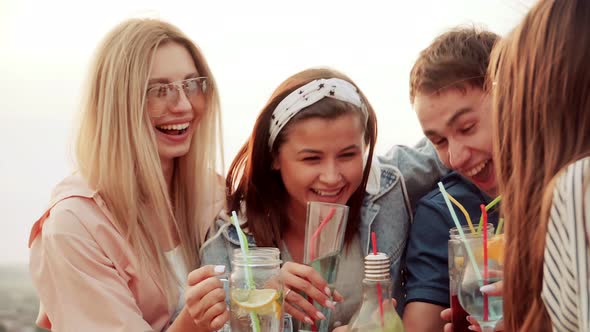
201,67,446,330
490,0,590,330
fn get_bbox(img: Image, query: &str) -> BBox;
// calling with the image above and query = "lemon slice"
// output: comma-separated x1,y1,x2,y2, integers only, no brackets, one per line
487,234,505,264
232,289,279,310
454,256,465,269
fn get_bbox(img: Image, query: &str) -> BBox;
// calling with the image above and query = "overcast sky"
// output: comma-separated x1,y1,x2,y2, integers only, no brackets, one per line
0,0,533,264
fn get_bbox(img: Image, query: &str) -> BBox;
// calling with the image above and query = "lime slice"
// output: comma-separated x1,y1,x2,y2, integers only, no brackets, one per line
232,289,279,310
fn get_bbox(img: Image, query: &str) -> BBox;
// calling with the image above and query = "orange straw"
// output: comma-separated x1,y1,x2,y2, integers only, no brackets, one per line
371,231,385,328
481,204,489,321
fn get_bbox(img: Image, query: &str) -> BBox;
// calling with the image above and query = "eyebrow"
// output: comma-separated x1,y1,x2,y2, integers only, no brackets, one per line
423,107,474,137
446,107,474,127
296,144,361,155
148,72,200,85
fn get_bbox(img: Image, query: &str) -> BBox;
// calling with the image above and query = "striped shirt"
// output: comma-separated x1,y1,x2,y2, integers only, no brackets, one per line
542,157,590,332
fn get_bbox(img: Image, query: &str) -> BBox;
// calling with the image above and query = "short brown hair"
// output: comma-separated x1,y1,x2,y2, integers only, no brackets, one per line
409,26,499,104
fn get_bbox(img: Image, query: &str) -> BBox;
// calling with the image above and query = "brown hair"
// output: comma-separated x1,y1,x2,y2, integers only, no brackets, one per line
226,68,377,247
409,26,499,104
490,0,590,330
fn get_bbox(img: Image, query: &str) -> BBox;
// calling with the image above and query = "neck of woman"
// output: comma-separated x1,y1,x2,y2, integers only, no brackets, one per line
161,158,175,196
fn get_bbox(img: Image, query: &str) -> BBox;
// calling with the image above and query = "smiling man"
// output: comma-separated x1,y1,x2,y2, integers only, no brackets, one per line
402,27,501,332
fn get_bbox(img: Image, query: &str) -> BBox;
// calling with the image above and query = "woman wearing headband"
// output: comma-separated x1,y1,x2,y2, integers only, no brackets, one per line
28,19,228,331
201,67,445,330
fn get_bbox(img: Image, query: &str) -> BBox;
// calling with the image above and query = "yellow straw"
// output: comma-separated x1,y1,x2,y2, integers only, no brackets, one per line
476,196,502,234
446,193,476,234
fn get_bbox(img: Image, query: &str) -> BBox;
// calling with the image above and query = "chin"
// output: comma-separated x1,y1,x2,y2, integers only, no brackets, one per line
160,147,191,160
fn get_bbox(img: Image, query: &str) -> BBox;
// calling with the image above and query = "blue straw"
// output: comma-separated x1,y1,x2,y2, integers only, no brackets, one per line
437,182,482,280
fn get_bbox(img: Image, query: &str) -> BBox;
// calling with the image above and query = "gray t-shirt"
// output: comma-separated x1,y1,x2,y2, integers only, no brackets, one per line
281,235,364,331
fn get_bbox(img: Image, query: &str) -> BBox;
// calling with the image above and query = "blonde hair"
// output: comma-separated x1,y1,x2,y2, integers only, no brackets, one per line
76,18,224,304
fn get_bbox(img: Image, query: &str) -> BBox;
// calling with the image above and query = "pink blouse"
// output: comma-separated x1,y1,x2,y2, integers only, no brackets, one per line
28,174,221,332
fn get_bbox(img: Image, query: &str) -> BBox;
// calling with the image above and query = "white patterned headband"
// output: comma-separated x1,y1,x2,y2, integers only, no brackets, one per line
268,78,367,150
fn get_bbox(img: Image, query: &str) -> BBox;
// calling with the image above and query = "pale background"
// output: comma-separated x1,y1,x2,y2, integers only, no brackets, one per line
0,0,533,266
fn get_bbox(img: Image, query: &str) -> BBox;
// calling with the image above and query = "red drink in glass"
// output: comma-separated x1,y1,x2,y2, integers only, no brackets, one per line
451,294,471,332
448,225,495,332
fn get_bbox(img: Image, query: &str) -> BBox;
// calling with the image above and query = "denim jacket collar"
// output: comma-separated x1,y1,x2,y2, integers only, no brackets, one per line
363,162,400,204
214,212,257,248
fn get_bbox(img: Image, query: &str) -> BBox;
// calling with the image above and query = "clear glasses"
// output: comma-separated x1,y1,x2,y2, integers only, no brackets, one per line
457,233,504,332
146,77,208,117
448,225,494,332
301,202,349,332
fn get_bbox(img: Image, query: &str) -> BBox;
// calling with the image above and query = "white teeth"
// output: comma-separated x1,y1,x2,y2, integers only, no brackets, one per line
312,188,341,196
465,160,489,177
156,122,190,131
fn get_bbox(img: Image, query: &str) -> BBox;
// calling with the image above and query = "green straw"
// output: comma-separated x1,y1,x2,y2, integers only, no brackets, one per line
438,182,482,281
231,211,261,332
476,196,502,235
496,218,504,235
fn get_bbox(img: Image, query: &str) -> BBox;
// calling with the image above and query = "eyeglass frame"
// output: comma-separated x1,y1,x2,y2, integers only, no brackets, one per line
145,76,209,116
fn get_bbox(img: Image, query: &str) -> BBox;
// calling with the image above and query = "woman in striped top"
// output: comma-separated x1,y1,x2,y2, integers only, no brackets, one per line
489,0,590,330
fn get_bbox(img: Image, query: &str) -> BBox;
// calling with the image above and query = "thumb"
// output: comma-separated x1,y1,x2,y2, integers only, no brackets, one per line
480,280,503,296
187,264,226,286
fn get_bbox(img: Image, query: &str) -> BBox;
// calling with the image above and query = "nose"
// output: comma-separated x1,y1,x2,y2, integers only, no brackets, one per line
448,139,471,170
170,88,192,113
318,160,343,185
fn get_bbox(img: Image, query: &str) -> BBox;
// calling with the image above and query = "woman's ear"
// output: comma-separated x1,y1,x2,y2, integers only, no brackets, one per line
272,158,280,170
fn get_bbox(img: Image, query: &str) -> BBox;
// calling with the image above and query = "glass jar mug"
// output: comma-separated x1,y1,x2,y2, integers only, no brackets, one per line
230,248,284,332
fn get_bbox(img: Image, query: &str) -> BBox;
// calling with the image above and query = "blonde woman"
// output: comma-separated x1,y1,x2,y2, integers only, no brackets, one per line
28,19,228,331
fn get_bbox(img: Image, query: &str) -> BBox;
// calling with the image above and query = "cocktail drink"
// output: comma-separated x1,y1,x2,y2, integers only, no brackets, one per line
301,202,349,332
457,233,505,332
448,225,494,332
230,248,284,332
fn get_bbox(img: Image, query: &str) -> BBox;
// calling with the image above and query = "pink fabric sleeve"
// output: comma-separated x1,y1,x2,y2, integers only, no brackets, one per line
30,207,156,332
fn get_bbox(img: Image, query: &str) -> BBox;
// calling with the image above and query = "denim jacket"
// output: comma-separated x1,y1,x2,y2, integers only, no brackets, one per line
199,138,447,329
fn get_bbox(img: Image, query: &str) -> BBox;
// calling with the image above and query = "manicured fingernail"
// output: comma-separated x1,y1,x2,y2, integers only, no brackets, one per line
468,326,477,331
214,265,226,273
316,311,326,320
324,286,332,296
480,284,495,293
304,316,314,324
325,300,336,310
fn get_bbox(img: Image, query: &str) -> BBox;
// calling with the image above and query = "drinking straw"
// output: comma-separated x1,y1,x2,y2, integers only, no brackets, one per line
481,205,489,322
308,207,336,262
231,211,261,332
476,196,502,234
371,231,385,329
496,218,504,235
306,206,336,332
231,211,255,289
446,193,476,234
437,182,482,281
